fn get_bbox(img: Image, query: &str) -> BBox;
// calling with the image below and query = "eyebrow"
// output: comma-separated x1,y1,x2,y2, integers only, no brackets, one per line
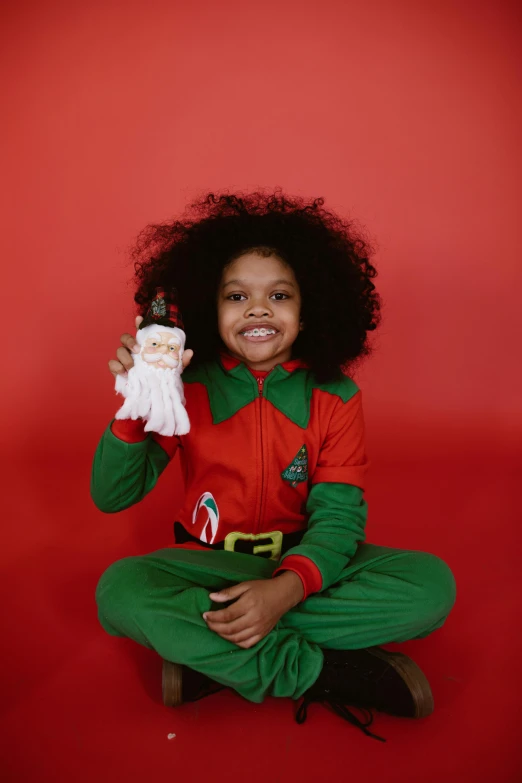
222,278,296,289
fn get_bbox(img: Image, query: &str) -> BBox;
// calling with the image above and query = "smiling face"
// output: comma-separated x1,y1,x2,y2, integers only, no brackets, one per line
217,252,303,371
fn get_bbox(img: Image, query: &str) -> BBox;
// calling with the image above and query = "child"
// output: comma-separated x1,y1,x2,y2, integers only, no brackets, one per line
92,190,456,742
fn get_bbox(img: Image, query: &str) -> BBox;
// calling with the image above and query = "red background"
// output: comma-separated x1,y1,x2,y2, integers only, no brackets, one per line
2,1,521,781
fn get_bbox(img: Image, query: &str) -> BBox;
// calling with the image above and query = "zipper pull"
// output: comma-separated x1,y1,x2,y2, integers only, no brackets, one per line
257,377,265,396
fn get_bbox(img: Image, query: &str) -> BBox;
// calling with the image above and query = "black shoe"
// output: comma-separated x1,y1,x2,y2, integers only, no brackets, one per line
296,647,434,742
162,660,226,707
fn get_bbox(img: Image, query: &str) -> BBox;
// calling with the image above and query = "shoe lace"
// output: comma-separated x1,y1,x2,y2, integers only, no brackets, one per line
295,695,387,743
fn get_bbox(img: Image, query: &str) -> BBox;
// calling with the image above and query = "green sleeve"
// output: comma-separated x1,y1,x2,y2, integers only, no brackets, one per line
278,482,367,590
90,422,171,513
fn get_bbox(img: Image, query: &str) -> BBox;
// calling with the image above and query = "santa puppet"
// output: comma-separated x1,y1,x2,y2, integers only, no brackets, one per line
114,287,190,437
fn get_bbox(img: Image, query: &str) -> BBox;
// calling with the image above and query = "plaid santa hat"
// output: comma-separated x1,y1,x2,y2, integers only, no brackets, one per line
136,287,186,346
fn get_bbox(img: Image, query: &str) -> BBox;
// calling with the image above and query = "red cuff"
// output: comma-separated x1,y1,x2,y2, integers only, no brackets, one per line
110,418,179,460
272,555,323,601
110,418,147,443
151,432,181,459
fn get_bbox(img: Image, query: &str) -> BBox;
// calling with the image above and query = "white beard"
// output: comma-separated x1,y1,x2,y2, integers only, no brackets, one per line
114,353,190,437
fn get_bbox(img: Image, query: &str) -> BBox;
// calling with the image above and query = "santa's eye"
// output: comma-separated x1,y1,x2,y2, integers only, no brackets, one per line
151,342,158,347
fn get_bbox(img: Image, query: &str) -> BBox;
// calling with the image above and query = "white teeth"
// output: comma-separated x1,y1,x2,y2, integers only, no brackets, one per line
242,328,276,337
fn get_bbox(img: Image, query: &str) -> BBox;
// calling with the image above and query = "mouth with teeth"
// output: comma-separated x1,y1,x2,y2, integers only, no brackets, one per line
239,327,279,342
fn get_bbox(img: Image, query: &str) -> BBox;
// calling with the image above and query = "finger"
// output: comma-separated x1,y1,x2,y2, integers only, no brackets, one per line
135,315,144,328
108,359,127,377
222,626,260,644
204,604,245,624
205,616,251,636
209,583,251,603
182,349,194,369
237,636,261,649
120,332,141,355
116,346,135,371
207,620,254,643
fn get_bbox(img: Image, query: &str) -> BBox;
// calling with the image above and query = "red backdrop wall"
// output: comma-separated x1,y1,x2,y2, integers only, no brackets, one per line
1,1,521,781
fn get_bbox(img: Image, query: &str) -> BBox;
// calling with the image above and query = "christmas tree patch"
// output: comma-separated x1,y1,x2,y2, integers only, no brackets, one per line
281,444,309,487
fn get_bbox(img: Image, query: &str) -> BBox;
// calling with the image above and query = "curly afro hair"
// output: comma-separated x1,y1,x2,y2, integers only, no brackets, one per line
130,188,381,383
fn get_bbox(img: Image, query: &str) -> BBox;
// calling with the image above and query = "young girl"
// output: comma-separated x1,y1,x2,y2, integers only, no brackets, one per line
92,190,456,742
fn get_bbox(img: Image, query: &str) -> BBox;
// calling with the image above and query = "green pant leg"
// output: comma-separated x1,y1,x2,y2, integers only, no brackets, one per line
281,544,457,649
95,547,323,703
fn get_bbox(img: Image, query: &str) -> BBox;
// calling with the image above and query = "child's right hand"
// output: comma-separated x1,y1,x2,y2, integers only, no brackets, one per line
108,315,194,378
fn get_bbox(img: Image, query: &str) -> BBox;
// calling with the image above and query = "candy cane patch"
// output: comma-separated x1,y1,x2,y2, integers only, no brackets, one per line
192,492,219,544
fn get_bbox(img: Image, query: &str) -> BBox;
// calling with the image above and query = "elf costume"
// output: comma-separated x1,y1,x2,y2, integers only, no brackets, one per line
92,347,456,709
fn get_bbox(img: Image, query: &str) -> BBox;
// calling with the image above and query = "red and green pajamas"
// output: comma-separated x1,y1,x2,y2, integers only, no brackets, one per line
92,353,456,703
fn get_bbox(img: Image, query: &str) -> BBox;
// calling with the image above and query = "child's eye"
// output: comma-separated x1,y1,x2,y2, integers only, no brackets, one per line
227,294,246,301
271,293,289,300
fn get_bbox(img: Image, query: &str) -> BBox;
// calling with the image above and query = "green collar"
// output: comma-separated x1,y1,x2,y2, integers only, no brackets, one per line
183,357,359,429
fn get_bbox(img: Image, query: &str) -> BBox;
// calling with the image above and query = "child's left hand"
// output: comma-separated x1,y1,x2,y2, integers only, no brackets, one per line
203,572,304,649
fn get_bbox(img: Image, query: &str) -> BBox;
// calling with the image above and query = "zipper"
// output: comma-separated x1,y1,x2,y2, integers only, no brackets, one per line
256,375,266,532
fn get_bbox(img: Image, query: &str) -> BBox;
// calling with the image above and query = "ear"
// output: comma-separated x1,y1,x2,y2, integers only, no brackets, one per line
299,319,305,332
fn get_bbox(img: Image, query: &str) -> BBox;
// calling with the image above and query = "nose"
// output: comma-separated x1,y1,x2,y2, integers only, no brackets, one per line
245,297,273,319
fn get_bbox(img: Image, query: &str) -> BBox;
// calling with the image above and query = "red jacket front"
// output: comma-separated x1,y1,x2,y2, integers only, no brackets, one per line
91,352,370,599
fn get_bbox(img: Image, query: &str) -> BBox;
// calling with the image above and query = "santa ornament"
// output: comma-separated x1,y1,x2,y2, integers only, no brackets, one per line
114,287,190,437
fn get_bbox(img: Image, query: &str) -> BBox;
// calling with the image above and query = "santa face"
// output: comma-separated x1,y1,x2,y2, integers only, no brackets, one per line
142,331,181,368
114,324,190,437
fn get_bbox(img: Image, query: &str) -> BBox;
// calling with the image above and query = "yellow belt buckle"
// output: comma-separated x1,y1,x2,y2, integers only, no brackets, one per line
224,531,283,561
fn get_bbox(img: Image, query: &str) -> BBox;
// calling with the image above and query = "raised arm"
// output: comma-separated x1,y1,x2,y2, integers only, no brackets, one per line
91,419,179,513
91,314,192,513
